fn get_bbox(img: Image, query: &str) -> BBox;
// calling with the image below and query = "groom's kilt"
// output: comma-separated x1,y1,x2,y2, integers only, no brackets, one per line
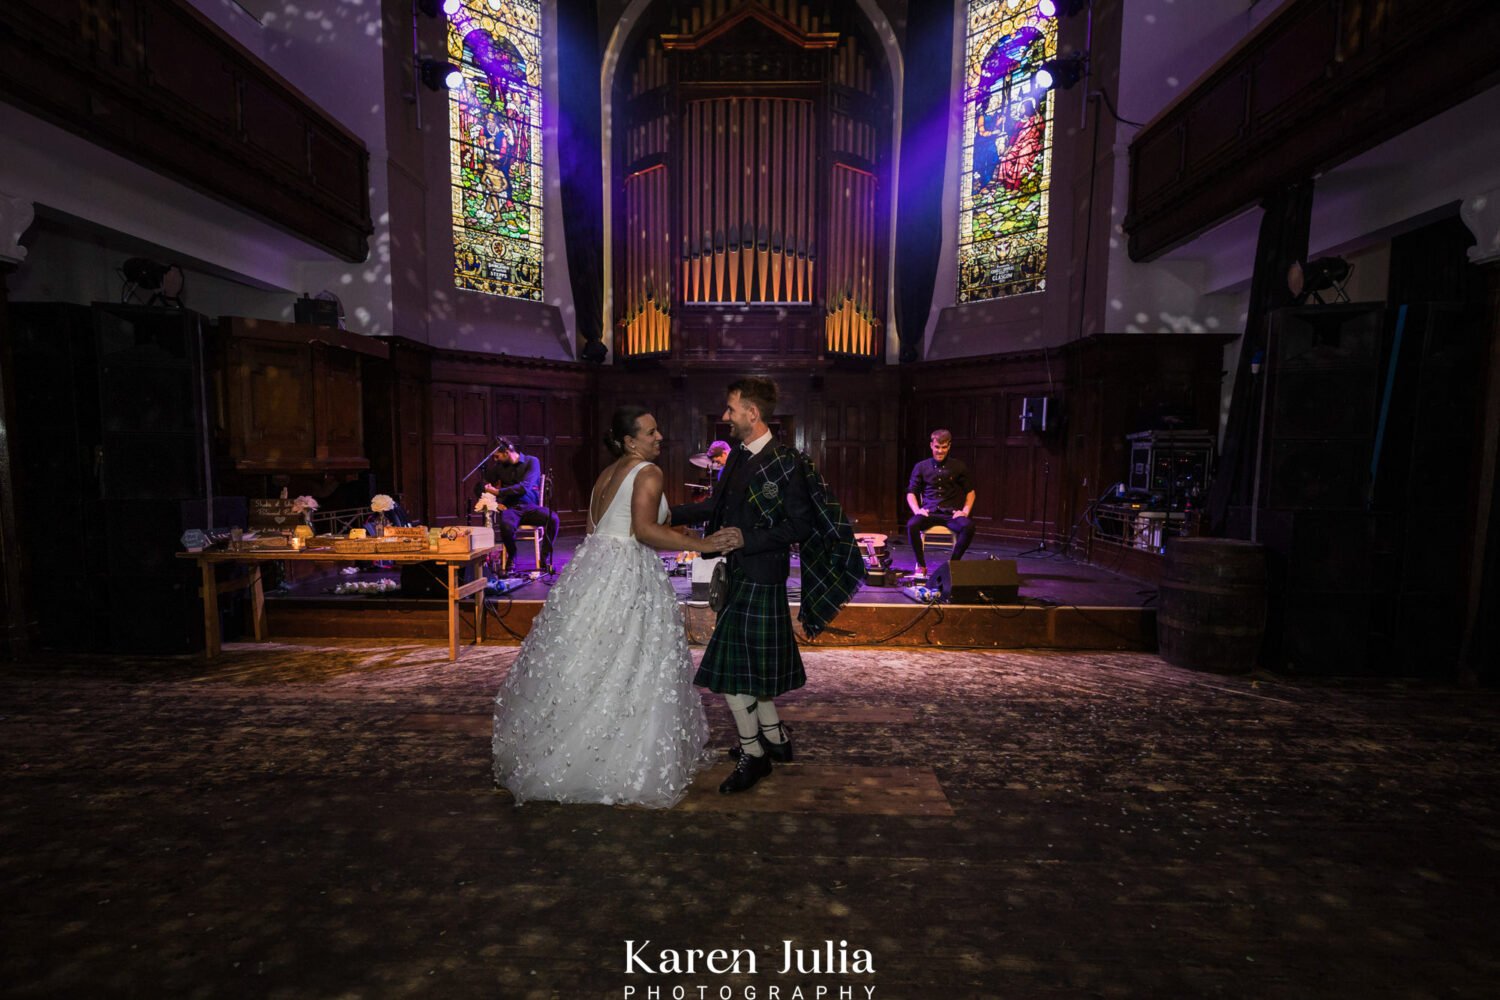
695,577,805,697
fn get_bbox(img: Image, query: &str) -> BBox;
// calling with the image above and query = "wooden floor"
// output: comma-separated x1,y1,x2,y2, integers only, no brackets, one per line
3,641,1497,998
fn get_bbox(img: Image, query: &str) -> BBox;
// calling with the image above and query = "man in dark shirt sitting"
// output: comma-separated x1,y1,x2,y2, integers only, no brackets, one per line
905,428,976,575
475,436,560,573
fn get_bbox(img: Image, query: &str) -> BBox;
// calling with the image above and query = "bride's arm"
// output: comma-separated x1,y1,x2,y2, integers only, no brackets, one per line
631,465,725,553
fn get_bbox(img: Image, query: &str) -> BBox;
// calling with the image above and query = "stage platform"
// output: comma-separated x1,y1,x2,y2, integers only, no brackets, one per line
262,536,1160,651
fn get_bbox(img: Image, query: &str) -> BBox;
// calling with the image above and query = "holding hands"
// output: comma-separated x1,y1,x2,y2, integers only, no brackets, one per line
702,527,744,553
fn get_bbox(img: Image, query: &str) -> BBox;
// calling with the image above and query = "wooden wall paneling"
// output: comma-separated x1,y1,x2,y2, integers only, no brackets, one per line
904,352,1068,542
230,338,313,468
312,347,364,463
218,318,384,475
428,383,491,524
396,377,427,518
812,371,898,533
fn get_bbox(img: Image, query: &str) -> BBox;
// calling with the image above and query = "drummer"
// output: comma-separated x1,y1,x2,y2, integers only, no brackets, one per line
705,440,731,480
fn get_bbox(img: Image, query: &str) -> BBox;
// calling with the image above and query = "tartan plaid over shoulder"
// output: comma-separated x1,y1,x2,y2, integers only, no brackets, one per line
750,447,865,638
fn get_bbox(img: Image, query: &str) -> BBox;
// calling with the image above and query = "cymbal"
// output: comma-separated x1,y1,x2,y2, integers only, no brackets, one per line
688,451,712,469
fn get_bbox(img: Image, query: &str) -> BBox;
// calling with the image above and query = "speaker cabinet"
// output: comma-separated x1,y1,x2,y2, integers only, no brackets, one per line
8,303,212,652
930,559,1020,604
1263,305,1387,510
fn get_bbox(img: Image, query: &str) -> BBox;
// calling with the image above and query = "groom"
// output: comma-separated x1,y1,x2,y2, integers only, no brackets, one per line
673,376,863,794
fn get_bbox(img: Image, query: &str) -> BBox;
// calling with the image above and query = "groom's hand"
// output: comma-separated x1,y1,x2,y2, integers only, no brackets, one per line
705,527,743,552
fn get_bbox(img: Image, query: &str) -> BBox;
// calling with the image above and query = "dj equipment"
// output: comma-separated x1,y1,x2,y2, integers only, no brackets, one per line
929,558,1020,604
1126,429,1213,510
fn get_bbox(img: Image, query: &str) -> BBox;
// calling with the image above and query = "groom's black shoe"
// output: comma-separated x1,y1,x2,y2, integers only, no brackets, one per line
729,723,794,764
759,722,794,763
719,749,772,793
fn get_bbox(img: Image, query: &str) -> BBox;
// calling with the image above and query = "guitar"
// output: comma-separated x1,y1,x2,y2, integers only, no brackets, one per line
854,532,892,582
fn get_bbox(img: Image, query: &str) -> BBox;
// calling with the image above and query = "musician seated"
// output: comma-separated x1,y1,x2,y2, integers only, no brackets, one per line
475,436,559,573
905,428,976,574
706,439,731,479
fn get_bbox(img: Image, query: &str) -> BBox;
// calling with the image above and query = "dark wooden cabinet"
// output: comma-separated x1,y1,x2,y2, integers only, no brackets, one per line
217,317,386,474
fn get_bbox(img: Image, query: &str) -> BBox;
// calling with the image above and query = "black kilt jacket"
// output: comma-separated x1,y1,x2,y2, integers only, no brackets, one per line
671,439,816,696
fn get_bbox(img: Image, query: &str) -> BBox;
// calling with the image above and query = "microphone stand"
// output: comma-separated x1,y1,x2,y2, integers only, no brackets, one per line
463,448,501,487
462,449,504,538
1017,458,1051,557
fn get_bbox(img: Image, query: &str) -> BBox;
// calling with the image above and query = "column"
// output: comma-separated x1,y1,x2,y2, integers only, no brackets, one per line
1458,188,1500,682
0,192,35,659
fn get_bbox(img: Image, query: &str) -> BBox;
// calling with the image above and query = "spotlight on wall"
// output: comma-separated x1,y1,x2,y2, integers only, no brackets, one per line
1035,53,1088,93
1287,256,1352,305
419,58,462,91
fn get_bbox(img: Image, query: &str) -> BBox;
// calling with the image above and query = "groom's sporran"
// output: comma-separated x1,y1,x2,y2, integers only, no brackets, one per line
707,558,731,613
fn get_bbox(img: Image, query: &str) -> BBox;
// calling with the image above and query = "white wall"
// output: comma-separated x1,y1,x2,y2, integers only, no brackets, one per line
185,0,396,336
1102,0,1291,339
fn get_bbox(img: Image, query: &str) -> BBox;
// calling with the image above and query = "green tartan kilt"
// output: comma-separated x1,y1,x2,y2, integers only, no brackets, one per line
695,577,806,697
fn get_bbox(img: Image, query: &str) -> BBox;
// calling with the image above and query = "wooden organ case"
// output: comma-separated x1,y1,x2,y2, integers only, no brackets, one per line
614,0,891,362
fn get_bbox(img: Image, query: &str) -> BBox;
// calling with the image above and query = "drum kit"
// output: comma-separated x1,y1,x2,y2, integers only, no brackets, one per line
685,450,717,492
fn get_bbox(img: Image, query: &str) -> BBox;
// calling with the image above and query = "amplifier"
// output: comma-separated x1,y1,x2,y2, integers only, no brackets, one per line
930,558,1020,604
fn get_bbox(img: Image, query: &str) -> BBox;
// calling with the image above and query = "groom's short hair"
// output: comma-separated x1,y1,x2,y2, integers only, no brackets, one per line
728,376,778,421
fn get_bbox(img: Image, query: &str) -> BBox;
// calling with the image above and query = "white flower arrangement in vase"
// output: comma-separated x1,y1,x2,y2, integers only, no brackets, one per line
474,492,500,529
369,494,396,536
291,495,319,526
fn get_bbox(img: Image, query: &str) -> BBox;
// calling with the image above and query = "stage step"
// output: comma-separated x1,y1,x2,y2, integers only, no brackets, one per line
265,596,1156,652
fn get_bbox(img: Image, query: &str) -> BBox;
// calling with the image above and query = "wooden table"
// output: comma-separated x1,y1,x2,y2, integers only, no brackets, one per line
176,547,496,661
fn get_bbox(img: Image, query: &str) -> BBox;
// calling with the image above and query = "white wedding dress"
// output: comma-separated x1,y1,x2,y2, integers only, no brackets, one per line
492,462,709,807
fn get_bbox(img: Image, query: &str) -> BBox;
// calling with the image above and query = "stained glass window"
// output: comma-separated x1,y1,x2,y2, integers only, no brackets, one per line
958,0,1057,302
446,0,543,300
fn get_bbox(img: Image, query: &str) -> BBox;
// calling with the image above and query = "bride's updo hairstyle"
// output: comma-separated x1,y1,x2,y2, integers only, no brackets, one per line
604,405,650,457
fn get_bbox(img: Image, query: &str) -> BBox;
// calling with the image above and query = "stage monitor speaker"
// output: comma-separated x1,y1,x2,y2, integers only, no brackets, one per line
931,559,1020,604
1020,396,1051,433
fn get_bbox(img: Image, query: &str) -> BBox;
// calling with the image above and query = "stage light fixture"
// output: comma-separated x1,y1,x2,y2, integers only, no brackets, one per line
119,257,185,307
1287,256,1352,305
121,257,169,290
1040,0,1091,17
419,58,462,91
1036,53,1088,93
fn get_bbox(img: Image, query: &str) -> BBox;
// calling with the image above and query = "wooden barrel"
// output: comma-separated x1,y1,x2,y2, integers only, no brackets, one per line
1157,538,1268,674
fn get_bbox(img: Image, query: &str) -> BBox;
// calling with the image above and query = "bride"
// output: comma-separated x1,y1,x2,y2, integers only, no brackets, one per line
492,406,733,807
